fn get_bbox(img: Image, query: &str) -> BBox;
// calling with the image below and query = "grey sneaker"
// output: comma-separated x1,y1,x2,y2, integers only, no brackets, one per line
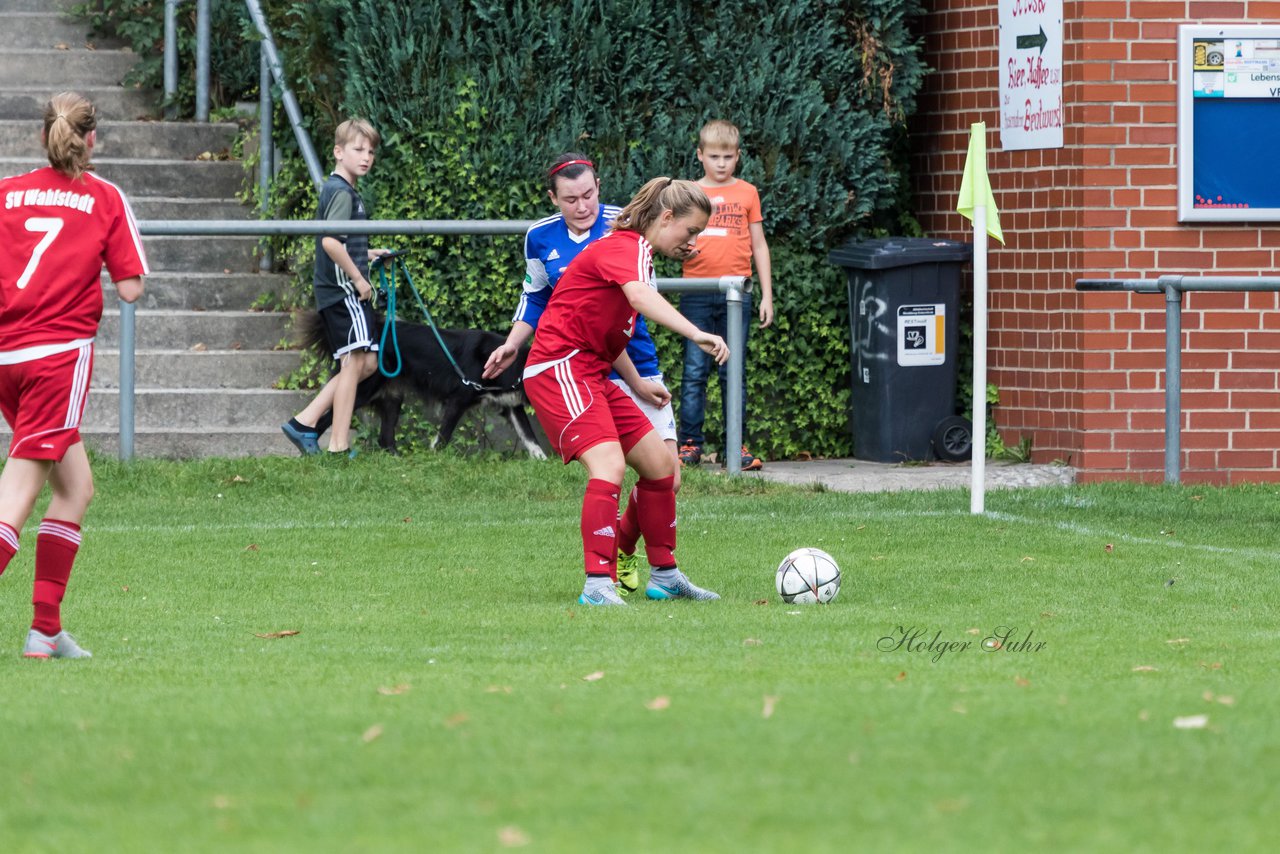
23,628,92,659
645,570,720,601
578,585,628,606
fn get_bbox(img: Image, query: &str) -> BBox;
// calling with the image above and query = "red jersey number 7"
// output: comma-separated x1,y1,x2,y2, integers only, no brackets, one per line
17,216,65,290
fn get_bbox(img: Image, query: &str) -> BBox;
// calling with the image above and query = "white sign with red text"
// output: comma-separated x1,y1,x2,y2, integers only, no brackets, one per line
999,0,1063,150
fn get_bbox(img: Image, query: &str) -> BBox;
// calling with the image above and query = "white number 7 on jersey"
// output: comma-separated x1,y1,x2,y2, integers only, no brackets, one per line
17,216,65,290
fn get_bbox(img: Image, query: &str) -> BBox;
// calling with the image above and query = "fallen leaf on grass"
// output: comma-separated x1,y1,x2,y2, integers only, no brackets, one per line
402,516,412,523
762,695,779,719
361,724,383,743
254,630,300,639
1132,665,1158,672
1173,714,1208,730
485,685,513,694
966,628,981,635
1216,695,1236,706
1198,661,1222,670
895,671,908,682
445,713,469,728
1015,676,1030,687
742,638,763,646
754,599,769,605
1104,543,1114,553
377,684,411,696
1020,556,1035,562
231,475,247,483
645,696,670,711
582,671,605,682
498,825,531,847
1166,638,1191,646
243,544,259,552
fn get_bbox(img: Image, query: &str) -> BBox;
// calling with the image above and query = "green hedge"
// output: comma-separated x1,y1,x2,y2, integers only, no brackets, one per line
80,0,928,458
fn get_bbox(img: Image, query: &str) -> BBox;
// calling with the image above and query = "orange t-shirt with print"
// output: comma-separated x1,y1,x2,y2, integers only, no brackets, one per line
681,178,762,279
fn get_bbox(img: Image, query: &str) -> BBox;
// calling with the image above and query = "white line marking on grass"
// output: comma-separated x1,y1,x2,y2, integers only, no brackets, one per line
985,511,1280,563
88,507,1277,563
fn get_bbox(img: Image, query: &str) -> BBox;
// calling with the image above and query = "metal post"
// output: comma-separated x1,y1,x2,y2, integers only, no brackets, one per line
118,300,136,461
195,0,210,122
1162,276,1184,484
258,46,273,271
723,276,745,475
163,0,178,120
243,0,326,190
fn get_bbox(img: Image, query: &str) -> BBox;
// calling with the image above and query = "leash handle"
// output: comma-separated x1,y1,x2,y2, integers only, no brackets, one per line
376,261,402,378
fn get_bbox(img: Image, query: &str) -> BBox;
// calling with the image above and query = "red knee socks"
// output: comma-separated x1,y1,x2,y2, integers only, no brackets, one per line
581,479,621,581
32,519,81,636
634,476,676,569
0,521,18,577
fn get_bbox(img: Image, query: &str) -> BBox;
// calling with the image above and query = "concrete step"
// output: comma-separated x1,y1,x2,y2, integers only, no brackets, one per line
23,427,309,460
0,156,247,197
0,120,239,159
130,197,256,221
103,272,292,311
0,11,123,49
0,0,75,12
0,86,159,121
99,310,294,351
0,48,138,87
77,388,311,430
93,349,302,389
142,236,261,273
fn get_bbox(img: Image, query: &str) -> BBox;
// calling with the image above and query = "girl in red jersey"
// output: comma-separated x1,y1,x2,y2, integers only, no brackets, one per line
0,92,148,658
520,177,727,606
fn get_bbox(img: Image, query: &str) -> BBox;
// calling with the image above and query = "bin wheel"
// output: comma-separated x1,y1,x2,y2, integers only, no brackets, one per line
932,416,973,462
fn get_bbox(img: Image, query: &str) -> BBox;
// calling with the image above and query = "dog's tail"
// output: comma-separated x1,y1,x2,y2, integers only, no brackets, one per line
292,310,328,356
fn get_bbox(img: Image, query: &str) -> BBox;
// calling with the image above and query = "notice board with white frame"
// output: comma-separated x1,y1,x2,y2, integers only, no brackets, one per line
1178,24,1280,222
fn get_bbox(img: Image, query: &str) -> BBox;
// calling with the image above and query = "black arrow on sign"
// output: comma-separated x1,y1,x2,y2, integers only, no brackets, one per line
1017,26,1048,55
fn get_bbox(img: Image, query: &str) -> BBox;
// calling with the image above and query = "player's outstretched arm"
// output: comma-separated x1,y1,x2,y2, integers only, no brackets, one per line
621,280,729,365
483,320,534,379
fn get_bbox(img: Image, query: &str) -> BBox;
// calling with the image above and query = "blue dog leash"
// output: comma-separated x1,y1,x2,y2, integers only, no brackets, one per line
370,251,519,392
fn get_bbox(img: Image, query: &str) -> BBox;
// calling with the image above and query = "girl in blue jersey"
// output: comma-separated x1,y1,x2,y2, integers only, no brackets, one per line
483,153,678,594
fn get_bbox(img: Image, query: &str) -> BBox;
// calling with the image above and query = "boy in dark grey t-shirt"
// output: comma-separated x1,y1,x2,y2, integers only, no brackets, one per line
282,119,387,456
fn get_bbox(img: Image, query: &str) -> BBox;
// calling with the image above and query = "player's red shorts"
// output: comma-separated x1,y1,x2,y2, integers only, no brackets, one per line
524,352,655,464
0,342,94,461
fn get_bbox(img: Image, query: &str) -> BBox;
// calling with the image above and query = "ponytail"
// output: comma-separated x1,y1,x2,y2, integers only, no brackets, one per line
611,177,710,235
43,92,97,180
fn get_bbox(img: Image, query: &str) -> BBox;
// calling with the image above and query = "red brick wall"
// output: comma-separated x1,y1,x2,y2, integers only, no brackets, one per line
912,0,1280,484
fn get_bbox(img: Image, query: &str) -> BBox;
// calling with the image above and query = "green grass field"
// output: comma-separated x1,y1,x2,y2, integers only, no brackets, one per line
1,454,1276,852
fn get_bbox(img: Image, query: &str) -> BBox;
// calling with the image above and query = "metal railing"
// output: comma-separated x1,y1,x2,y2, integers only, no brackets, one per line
1076,275,1280,483
164,0,325,191
125,220,750,471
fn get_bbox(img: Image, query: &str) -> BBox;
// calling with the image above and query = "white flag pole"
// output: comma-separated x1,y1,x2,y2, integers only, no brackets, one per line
971,203,988,515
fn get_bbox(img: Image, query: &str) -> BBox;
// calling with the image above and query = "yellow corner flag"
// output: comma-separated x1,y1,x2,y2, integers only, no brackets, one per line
957,122,1004,244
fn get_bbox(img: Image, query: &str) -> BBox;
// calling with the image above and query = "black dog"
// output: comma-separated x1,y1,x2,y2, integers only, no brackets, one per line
299,311,546,458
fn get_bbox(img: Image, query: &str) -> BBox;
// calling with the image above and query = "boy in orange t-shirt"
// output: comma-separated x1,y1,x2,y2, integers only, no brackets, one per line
678,119,774,470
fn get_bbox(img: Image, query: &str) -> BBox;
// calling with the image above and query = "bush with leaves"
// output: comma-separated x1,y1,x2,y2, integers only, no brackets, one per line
84,0,930,458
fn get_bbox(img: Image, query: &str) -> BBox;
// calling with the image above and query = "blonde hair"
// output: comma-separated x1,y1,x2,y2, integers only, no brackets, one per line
611,177,711,236
43,92,97,180
698,119,740,151
335,118,379,149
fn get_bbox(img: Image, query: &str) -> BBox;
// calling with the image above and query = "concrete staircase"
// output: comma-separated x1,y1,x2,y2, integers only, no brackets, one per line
0,0,308,457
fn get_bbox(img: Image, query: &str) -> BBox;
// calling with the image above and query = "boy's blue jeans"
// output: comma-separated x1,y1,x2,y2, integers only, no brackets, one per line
678,290,752,447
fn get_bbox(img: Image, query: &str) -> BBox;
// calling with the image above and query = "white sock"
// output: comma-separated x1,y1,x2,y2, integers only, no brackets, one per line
650,567,680,585
583,576,615,596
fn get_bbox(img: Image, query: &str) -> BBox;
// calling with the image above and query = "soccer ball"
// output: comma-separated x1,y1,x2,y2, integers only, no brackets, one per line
775,548,841,604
